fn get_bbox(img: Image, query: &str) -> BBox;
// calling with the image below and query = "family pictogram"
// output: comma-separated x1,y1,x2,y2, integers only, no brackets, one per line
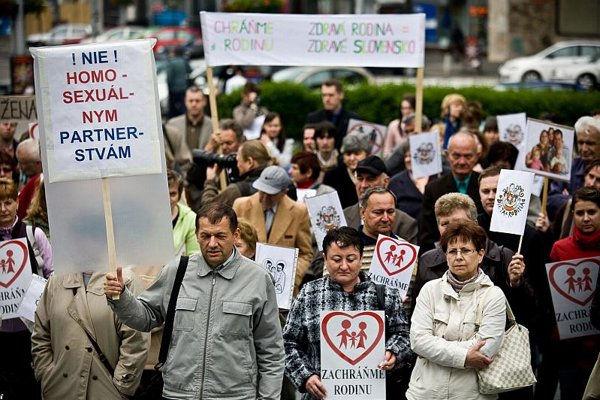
337,320,368,350
384,244,407,268
564,267,593,294
0,249,16,275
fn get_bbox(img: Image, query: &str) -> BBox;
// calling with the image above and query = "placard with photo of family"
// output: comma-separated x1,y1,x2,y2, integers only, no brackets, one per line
518,118,575,182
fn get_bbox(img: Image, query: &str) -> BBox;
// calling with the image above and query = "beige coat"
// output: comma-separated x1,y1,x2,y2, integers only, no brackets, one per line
233,193,313,295
32,270,150,399
407,272,506,400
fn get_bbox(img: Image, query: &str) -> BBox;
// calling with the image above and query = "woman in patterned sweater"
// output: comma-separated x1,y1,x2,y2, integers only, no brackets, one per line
283,226,413,400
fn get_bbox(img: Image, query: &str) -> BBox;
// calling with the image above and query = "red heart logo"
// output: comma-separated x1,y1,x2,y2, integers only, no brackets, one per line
375,237,417,276
321,311,384,366
0,240,29,289
548,258,600,306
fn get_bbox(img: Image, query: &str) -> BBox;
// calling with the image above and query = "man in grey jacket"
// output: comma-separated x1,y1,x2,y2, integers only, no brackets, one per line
105,203,284,399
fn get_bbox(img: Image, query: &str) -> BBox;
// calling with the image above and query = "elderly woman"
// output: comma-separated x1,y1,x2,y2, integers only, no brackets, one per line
283,226,412,400
537,186,600,400
0,177,53,399
236,217,258,260
32,269,150,399
408,220,507,400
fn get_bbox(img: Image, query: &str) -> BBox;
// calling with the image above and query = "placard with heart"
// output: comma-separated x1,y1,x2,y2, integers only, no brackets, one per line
546,256,600,340
0,238,33,319
320,310,386,399
368,235,419,298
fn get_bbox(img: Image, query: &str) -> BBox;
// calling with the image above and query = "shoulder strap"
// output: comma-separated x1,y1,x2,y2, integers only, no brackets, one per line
375,284,386,311
156,255,189,370
475,288,516,328
72,287,115,376
26,225,44,276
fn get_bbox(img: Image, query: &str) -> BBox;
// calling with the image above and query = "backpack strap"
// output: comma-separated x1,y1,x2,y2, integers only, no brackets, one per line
155,255,189,370
26,224,44,276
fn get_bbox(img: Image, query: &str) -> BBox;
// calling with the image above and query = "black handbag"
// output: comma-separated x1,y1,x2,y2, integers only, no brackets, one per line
135,256,188,400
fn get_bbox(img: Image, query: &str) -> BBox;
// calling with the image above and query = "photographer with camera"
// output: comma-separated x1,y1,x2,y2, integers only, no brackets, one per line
186,119,244,210
233,82,268,130
201,139,273,207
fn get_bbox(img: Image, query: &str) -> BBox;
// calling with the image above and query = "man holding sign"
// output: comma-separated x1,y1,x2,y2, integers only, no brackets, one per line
284,227,412,400
105,203,284,399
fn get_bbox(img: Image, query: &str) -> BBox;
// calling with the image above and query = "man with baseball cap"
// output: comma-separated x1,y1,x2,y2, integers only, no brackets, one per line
344,155,418,244
233,166,312,295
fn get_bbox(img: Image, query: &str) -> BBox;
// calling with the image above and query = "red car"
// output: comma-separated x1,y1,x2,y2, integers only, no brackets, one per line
146,26,201,55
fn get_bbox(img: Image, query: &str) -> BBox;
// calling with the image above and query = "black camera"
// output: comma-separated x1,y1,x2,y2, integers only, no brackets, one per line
192,150,237,169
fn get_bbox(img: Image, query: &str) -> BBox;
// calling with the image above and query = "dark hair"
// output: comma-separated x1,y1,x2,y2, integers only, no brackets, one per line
167,169,184,197
262,112,286,152
291,151,321,180
440,220,487,253
572,186,600,211
585,159,600,176
322,226,363,257
398,94,416,119
314,121,337,141
186,85,204,97
243,81,260,95
483,116,498,132
478,165,501,184
484,141,519,169
359,187,397,209
0,149,16,167
196,203,238,233
219,119,244,143
322,79,343,93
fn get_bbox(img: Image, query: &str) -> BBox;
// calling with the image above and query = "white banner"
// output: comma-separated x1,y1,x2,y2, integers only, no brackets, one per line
497,113,527,149
409,131,442,179
0,238,33,319
517,118,575,183
545,257,600,340
320,310,386,400
490,169,535,236
201,12,425,68
31,40,163,183
347,119,387,157
368,234,419,298
255,243,297,310
305,191,347,251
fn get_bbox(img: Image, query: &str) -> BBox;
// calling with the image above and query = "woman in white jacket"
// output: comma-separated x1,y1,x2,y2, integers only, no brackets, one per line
407,220,507,400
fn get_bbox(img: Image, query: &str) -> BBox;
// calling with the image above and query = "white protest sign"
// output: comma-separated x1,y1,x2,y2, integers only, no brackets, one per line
305,191,347,251
545,257,600,339
497,113,527,148
490,169,535,236
31,40,162,183
0,95,37,122
517,118,575,182
320,310,386,399
255,243,297,310
296,189,317,203
201,12,425,68
17,274,47,322
0,238,33,319
347,119,387,156
409,131,442,179
243,114,266,140
368,234,419,298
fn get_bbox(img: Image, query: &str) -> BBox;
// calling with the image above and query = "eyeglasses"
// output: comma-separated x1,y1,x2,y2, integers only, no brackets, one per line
446,248,477,259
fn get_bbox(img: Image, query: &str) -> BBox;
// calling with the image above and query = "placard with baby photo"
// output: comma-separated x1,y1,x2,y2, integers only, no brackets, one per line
517,118,575,182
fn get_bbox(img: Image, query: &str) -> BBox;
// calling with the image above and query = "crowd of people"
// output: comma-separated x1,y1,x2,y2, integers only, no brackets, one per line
1,76,599,400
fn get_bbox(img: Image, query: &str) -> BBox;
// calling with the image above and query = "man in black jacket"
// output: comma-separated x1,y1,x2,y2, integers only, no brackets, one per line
306,79,359,150
418,131,484,253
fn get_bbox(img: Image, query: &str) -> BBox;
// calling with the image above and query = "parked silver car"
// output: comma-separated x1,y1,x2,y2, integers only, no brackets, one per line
27,24,92,47
498,40,600,84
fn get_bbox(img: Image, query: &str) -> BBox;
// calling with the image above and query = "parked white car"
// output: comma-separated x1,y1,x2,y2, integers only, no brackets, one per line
498,40,600,83
272,66,375,89
80,26,146,44
552,57,600,91
27,24,92,47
